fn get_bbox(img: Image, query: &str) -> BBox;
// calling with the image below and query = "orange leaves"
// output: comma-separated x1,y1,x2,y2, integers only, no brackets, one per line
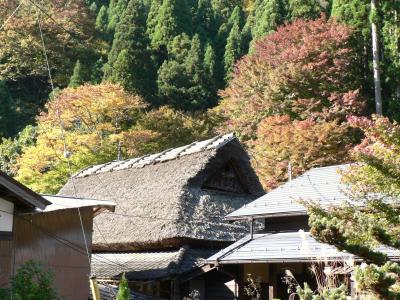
253,115,352,189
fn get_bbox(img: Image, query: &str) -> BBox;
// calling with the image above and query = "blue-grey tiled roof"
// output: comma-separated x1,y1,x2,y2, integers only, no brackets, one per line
227,164,352,220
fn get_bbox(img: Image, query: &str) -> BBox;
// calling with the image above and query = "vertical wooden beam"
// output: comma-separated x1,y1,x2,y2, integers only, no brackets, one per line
268,285,274,300
269,264,277,300
89,277,101,300
249,217,254,239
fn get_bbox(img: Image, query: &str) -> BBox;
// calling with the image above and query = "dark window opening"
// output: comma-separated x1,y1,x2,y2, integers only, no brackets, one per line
202,160,248,194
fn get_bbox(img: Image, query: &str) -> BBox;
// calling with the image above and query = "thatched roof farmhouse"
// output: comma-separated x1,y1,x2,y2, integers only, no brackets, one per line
59,133,264,299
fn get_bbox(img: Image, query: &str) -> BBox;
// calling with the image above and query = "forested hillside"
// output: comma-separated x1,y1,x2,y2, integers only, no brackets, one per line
0,0,398,192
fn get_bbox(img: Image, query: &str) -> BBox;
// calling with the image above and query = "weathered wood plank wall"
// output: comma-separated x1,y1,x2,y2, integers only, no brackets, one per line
0,207,93,299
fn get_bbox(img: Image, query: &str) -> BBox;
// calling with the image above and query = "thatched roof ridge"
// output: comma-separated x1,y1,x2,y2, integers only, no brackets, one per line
74,133,236,178
58,134,264,251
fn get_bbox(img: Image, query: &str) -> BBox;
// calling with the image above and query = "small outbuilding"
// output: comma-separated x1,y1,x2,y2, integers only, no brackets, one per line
59,133,265,299
0,172,115,299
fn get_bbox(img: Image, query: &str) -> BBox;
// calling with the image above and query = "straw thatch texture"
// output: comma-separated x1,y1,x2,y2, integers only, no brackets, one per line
58,134,264,251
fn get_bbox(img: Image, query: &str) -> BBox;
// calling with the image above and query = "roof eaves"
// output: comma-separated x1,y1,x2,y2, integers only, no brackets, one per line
225,210,308,221
0,172,50,210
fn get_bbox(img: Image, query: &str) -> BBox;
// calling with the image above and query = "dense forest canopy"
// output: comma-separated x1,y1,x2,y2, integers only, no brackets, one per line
1,0,399,296
0,0,398,192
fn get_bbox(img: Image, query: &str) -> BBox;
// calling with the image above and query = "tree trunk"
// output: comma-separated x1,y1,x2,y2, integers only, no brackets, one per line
371,0,383,115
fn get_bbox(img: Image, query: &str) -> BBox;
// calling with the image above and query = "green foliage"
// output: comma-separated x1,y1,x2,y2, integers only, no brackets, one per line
252,0,287,40
104,0,156,101
194,0,216,41
288,0,324,21
68,60,85,88
0,125,37,176
116,273,130,300
150,0,192,49
296,283,348,300
307,116,400,298
0,81,16,137
107,0,129,34
95,5,109,33
0,260,58,300
223,23,242,80
157,34,216,110
331,0,400,119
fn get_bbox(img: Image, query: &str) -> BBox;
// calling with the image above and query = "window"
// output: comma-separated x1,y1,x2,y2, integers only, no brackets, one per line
202,160,248,194
0,198,13,240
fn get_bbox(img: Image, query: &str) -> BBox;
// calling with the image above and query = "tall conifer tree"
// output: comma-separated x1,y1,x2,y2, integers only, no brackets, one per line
95,5,109,33
151,0,192,49
107,0,129,34
104,0,156,101
69,60,85,88
224,23,242,80
252,0,287,40
288,0,323,20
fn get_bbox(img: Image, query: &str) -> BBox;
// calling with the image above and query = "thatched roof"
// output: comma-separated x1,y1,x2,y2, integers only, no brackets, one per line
92,246,213,281
58,133,264,251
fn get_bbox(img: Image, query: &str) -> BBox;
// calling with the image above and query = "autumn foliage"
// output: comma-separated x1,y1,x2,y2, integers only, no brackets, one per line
217,16,364,139
15,83,215,193
253,115,353,188
215,16,365,188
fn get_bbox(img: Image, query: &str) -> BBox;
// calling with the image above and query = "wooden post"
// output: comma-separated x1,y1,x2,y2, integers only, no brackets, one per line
249,217,254,240
268,285,274,300
89,276,101,300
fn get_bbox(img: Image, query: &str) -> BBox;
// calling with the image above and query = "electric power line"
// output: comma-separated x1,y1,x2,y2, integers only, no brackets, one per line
37,10,91,266
0,0,24,31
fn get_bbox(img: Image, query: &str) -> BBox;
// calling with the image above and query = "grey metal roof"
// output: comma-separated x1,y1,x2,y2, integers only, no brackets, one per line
91,247,214,280
90,283,166,300
39,195,115,214
207,231,400,263
227,164,352,220
75,133,236,178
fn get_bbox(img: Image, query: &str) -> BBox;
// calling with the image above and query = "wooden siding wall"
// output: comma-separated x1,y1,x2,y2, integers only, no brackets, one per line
0,240,13,289
0,207,93,300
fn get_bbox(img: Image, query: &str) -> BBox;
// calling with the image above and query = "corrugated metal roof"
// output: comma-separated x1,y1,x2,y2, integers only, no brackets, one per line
89,283,167,300
40,195,115,213
75,133,236,178
227,164,352,220
91,247,214,280
207,231,400,263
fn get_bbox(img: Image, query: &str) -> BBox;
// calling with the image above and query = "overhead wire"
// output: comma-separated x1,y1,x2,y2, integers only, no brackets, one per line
2,0,246,275
37,11,91,267
0,0,24,31
0,207,129,271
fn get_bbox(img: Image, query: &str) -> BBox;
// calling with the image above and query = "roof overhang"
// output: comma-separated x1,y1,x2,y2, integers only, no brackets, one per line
226,211,308,221
0,172,50,210
207,231,400,265
34,195,116,216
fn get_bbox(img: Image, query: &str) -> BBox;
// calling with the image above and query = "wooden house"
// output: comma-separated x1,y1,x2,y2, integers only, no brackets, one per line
58,133,265,299
0,172,115,299
207,164,400,300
